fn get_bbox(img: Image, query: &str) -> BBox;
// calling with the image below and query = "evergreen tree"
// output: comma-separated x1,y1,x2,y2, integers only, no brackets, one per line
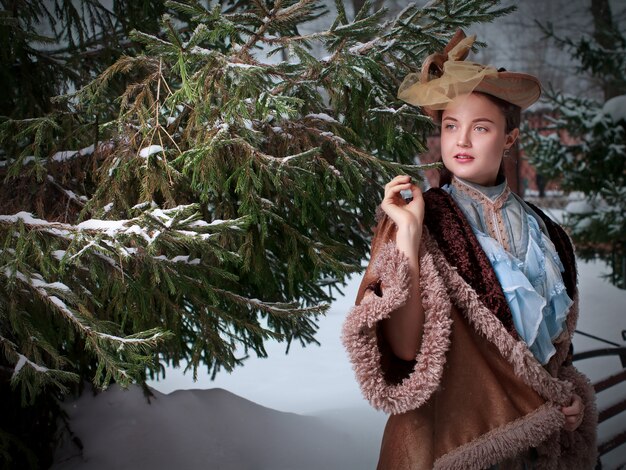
524,1,625,288
0,0,514,466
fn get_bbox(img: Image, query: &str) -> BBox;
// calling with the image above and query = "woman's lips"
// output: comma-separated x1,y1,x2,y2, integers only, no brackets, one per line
454,154,475,162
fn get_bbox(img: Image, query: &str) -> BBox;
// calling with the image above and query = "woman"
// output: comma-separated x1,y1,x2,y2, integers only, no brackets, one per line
342,30,597,469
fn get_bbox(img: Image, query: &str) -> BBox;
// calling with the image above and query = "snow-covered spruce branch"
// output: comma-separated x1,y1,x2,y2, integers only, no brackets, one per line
2,242,183,378
214,287,328,318
0,333,80,394
211,133,321,167
0,268,168,392
261,30,332,46
46,175,87,208
0,209,248,301
234,0,321,59
0,142,102,169
0,335,52,381
3,268,163,347
11,353,48,377
0,206,248,244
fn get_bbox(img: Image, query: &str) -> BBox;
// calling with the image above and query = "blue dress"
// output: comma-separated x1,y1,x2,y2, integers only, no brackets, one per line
444,177,572,365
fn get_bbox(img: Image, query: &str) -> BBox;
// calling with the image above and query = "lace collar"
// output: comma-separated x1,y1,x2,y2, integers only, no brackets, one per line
449,176,514,253
450,176,511,210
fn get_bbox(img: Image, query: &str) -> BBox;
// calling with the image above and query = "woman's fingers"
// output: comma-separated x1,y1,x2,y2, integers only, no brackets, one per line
561,394,585,431
383,176,420,196
384,176,412,193
404,185,424,217
385,174,412,186
562,394,584,415
409,185,424,204
383,183,413,200
381,176,425,228
383,176,419,198
382,176,413,207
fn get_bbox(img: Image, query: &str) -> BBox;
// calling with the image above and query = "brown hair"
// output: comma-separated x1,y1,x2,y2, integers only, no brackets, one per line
437,91,521,187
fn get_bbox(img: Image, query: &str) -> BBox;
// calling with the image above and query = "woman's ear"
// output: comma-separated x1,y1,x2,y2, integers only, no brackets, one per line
505,128,520,149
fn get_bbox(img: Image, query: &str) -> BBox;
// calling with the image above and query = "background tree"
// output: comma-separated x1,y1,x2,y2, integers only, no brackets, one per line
0,0,514,466
469,0,626,101
523,0,626,288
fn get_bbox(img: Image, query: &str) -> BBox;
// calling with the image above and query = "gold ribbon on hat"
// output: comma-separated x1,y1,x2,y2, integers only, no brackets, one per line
398,30,499,110
446,33,476,62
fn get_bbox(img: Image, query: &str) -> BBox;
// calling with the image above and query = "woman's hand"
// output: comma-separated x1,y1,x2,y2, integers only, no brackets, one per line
380,175,426,360
381,175,425,236
562,394,585,432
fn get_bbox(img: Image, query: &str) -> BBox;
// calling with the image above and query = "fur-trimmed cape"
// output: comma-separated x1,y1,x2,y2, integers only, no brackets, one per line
342,188,597,470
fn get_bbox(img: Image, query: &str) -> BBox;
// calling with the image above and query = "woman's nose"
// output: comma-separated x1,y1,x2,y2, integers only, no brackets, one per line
457,132,471,147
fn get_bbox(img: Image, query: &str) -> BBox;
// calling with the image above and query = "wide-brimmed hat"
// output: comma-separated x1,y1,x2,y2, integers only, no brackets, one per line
398,30,541,114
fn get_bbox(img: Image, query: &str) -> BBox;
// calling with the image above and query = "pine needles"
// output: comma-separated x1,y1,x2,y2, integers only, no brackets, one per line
0,0,514,465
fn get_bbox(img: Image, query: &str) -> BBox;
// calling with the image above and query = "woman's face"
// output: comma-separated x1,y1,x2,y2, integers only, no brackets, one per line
440,93,519,187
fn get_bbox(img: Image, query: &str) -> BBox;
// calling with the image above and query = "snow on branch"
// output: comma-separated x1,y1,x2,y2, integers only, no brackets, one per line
0,212,73,238
96,331,166,345
0,143,97,168
0,209,247,278
3,267,165,350
12,354,49,379
51,144,95,162
0,207,244,243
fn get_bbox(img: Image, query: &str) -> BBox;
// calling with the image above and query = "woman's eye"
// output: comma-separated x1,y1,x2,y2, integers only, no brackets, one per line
444,124,456,130
475,126,487,132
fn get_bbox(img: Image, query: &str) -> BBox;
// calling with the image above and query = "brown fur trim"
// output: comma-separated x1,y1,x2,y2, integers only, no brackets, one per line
342,240,411,334
433,403,565,470
421,232,575,405
533,433,561,470
423,189,519,338
341,232,453,414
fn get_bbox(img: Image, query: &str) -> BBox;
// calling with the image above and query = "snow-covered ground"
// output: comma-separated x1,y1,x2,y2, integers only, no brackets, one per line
52,255,626,469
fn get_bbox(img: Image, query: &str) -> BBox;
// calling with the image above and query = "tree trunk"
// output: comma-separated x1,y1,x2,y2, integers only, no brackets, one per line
590,0,626,100
351,0,367,16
